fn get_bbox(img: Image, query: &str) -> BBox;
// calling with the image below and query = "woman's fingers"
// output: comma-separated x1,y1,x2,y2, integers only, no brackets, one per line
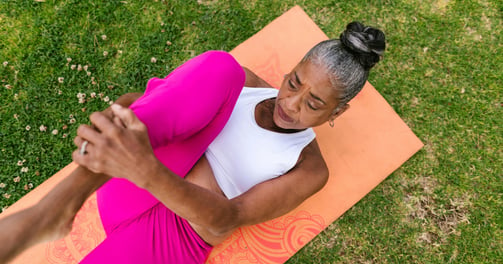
89,112,122,137
113,116,126,128
72,144,101,173
111,104,143,130
72,105,154,182
76,124,101,145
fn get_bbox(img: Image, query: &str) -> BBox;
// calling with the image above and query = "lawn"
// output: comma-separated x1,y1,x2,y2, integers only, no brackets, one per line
0,0,501,263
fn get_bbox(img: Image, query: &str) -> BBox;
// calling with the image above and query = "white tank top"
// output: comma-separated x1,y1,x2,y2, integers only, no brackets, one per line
205,87,316,199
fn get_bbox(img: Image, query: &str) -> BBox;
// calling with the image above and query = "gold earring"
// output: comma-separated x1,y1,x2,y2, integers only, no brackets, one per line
329,120,334,128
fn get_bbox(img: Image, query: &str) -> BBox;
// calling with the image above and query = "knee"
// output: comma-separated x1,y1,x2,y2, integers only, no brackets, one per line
198,51,245,83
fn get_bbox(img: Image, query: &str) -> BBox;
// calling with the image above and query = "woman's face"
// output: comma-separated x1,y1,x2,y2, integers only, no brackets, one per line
273,60,343,130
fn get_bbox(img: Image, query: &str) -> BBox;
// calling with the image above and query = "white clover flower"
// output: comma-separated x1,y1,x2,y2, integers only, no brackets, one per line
83,65,88,71
69,118,76,124
13,176,21,183
13,114,19,119
25,125,31,131
2,61,8,67
5,84,12,89
78,64,83,71
103,96,110,102
67,58,72,63
21,167,29,173
166,41,172,46
71,64,76,70
0,183,6,188
39,125,47,132
90,92,96,98
103,51,109,57
117,50,123,55
78,98,86,104
101,35,107,40
17,160,23,166
151,57,157,63
87,71,91,76
51,129,58,135
58,77,64,83
3,193,11,199
28,183,33,189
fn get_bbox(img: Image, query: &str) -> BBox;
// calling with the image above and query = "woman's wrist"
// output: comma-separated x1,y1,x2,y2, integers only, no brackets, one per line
132,154,165,190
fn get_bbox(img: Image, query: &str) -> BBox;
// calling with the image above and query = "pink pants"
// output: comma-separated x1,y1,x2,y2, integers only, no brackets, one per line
80,51,245,264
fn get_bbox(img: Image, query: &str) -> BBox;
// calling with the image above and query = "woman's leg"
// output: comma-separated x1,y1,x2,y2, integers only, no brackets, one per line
80,203,212,264
89,51,244,261
131,50,245,150
0,166,109,263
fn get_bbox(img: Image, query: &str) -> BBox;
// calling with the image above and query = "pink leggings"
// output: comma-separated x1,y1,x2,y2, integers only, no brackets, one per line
80,51,245,264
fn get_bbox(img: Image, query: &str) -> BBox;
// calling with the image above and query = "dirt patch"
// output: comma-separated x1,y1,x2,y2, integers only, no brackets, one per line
405,192,472,245
434,0,450,13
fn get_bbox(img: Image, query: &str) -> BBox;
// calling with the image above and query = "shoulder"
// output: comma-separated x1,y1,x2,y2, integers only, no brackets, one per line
295,139,329,186
242,67,275,88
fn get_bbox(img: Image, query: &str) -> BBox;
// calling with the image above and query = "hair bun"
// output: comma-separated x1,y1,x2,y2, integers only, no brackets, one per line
340,21,386,70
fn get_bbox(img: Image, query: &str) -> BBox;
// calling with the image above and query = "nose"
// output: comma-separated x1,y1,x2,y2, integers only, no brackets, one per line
284,93,302,113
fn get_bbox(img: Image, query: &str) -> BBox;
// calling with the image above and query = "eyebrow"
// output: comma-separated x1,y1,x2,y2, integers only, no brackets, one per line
310,92,327,105
294,71,327,105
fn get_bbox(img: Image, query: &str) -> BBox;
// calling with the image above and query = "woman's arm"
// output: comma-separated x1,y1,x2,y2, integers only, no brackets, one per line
73,105,328,244
146,140,329,244
243,67,274,88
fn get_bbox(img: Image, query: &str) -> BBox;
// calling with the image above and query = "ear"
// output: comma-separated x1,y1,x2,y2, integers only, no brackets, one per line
330,104,350,120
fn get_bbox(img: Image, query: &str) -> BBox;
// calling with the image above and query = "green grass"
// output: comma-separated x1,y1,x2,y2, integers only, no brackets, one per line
1,0,501,263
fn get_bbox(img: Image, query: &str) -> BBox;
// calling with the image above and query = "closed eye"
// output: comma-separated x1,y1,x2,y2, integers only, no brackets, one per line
307,101,318,110
288,79,297,90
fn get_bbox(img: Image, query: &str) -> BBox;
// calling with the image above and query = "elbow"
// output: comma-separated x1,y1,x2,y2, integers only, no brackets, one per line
317,162,330,191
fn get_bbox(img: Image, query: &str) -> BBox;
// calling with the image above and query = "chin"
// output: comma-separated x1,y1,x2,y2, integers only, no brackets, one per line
274,116,300,130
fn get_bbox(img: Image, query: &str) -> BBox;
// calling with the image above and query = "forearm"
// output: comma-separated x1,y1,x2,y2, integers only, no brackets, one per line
140,161,239,235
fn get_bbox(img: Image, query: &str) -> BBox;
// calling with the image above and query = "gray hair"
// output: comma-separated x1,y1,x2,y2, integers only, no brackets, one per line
302,22,386,111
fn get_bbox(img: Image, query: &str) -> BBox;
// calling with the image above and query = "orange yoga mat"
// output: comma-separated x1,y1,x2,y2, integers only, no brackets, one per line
2,6,423,264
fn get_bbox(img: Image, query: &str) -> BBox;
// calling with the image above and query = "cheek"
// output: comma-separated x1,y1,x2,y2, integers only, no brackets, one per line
276,86,289,102
299,110,330,126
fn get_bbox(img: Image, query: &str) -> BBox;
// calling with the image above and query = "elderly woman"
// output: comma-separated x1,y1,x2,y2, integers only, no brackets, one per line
0,22,385,263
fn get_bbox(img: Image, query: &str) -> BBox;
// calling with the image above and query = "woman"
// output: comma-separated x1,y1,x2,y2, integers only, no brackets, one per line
0,22,385,263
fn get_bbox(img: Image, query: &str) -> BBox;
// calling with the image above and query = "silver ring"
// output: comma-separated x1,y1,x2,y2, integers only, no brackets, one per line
80,140,89,155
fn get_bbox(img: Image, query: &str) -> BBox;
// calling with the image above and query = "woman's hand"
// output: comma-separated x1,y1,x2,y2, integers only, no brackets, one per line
72,104,160,187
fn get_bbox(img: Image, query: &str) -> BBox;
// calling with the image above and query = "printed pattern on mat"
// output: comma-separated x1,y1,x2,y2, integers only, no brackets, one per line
208,211,326,264
253,53,284,88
